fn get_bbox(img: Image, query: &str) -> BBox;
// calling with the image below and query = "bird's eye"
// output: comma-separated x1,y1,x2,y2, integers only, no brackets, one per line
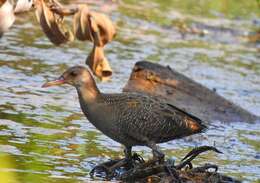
70,71,77,77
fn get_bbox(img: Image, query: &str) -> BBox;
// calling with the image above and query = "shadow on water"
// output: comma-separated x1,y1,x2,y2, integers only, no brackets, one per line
0,0,259,182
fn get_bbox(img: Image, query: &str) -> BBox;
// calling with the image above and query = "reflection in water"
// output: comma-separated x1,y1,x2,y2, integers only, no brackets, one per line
0,0,259,182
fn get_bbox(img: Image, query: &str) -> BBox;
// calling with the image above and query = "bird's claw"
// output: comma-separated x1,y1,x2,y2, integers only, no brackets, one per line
90,159,122,179
90,164,112,180
132,153,145,164
90,154,145,180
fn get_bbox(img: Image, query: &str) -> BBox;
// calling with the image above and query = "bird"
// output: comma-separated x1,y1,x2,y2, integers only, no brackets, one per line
42,65,207,162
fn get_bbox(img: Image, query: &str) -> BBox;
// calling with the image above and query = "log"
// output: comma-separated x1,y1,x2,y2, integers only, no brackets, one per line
123,61,259,123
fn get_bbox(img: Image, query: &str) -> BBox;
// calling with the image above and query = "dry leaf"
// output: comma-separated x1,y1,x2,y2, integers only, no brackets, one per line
73,4,91,41
89,11,116,46
86,17,112,81
0,0,6,6
87,14,113,81
35,0,73,45
72,4,115,81
86,45,112,81
0,0,15,38
73,4,116,46
14,0,33,13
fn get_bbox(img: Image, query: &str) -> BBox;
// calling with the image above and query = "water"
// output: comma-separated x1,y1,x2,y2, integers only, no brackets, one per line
0,0,259,182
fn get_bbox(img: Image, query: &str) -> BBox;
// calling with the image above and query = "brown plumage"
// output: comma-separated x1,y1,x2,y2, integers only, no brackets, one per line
42,66,207,160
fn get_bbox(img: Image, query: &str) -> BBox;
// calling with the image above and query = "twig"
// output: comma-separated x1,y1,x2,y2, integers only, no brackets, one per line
176,146,222,170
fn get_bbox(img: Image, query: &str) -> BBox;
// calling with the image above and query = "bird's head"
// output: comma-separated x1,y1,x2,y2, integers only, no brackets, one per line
42,66,93,88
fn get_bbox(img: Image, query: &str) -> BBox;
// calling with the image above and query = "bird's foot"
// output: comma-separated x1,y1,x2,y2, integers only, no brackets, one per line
90,153,145,180
164,164,179,180
148,142,165,164
132,153,145,164
90,159,122,180
153,151,165,164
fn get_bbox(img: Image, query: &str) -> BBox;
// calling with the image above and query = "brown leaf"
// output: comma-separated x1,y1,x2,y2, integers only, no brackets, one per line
73,4,90,41
86,45,112,81
89,11,116,46
0,0,15,37
35,0,73,45
0,0,6,6
73,4,115,81
73,4,116,46
14,0,33,13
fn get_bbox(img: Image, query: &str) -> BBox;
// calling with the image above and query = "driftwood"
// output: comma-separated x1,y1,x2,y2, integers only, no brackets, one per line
123,61,259,123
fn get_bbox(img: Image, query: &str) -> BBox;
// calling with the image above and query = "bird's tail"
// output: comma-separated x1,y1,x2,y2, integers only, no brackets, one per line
189,118,207,134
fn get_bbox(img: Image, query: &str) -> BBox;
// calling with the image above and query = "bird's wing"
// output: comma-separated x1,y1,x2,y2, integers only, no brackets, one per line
166,103,207,132
117,94,207,143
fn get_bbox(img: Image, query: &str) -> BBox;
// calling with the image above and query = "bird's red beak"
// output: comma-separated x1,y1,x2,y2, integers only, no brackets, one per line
42,77,66,88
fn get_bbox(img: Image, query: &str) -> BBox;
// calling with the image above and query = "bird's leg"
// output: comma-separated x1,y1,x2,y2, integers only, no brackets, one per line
90,148,132,179
124,146,145,165
124,146,134,168
96,146,133,174
148,142,165,164
124,146,132,160
147,143,178,179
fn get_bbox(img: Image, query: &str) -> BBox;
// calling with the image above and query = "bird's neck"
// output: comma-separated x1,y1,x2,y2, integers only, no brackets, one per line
76,80,101,104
